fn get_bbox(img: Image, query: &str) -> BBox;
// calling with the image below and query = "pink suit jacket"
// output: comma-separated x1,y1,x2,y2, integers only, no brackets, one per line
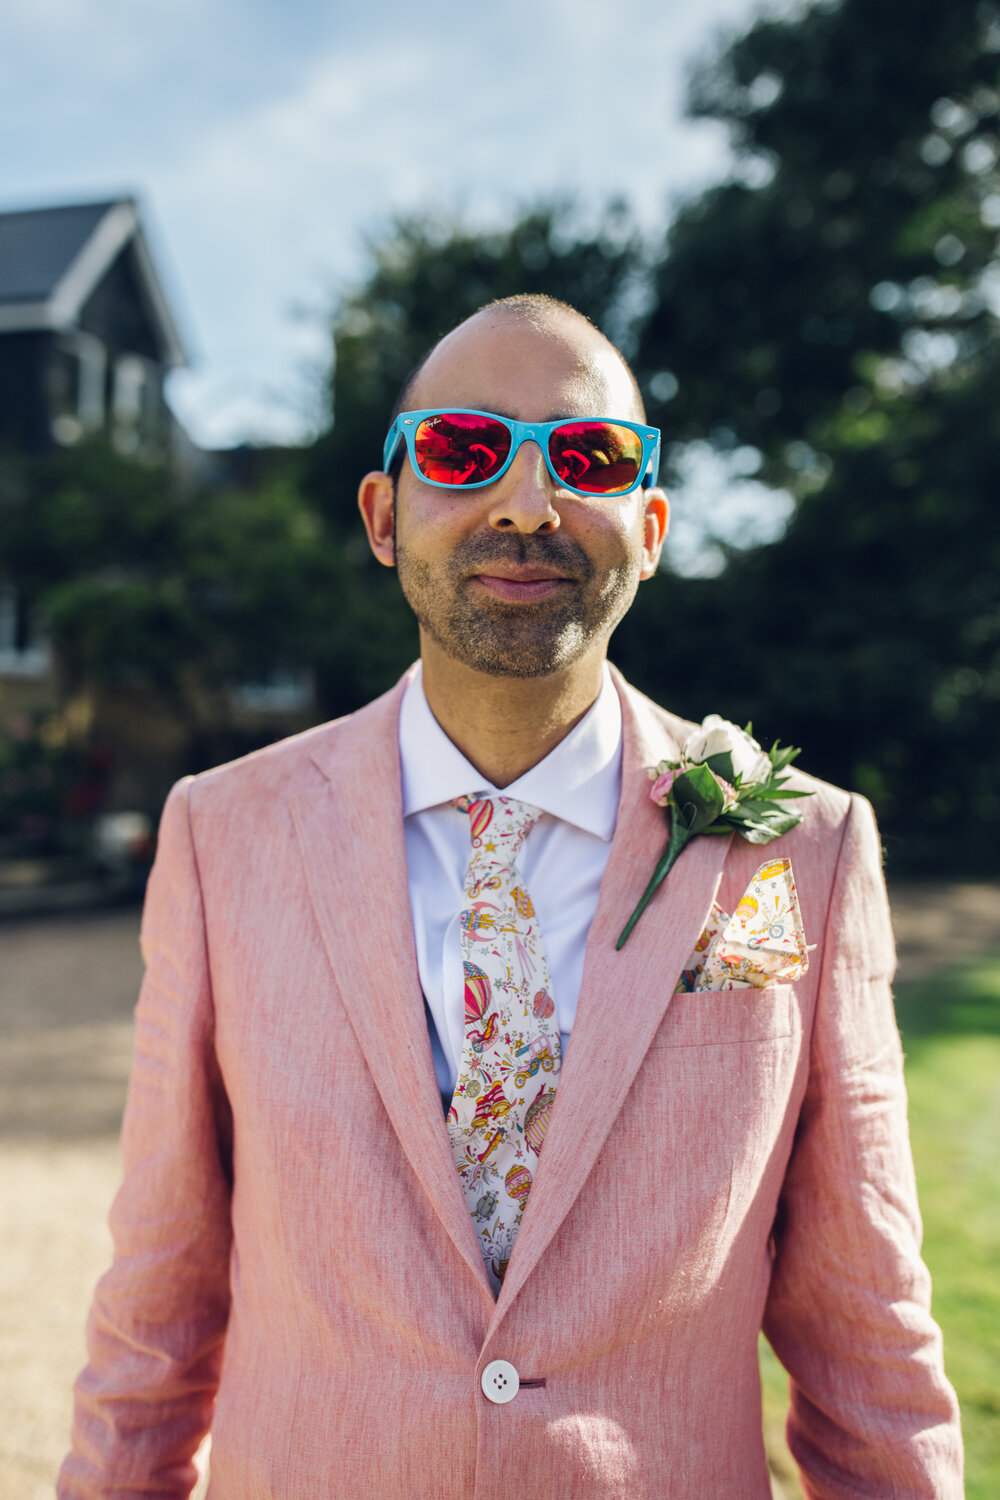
60,668,963,1499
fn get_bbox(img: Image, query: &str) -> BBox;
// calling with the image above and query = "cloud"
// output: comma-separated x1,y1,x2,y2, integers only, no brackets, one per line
1,0,759,444
0,0,205,89
161,0,755,443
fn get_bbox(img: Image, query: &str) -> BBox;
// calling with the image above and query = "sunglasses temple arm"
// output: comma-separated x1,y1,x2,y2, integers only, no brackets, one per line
382,421,403,473
644,439,662,489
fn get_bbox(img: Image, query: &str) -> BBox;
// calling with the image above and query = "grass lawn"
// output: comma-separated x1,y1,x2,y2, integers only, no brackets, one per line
760,948,1000,1498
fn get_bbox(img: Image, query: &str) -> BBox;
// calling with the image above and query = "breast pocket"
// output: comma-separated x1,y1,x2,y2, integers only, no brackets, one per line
648,983,797,1048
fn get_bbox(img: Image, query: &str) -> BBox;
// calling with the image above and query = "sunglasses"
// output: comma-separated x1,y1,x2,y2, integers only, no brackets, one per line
382,408,661,498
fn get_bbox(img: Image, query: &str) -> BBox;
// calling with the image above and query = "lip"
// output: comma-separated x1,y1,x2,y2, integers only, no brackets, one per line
471,569,571,603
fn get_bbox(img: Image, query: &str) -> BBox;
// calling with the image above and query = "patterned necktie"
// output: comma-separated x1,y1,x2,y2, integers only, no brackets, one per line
448,794,561,1293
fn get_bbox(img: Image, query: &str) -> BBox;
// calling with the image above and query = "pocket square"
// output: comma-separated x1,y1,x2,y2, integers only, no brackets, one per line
675,858,810,993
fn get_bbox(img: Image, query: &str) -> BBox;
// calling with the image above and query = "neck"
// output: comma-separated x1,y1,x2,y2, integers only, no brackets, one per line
418,636,607,788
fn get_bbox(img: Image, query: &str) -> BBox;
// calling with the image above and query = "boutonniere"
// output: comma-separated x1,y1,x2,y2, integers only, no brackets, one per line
616,715,813,950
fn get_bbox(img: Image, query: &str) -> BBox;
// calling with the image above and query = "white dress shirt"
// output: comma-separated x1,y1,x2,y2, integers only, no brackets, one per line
399,662,622,1101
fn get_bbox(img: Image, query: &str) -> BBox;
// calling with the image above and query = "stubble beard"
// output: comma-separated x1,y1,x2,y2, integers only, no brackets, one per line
394,531,641,679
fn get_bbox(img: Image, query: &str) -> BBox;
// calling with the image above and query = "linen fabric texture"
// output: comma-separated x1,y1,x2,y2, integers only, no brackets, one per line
58,667,964,1500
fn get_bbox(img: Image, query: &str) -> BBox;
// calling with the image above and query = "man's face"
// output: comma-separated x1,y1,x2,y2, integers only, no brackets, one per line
366,311,667,679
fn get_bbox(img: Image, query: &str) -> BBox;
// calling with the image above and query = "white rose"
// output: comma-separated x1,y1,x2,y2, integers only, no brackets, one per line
683,714,771,784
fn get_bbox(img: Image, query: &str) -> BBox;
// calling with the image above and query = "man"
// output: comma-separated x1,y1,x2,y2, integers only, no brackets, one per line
60,296,963,1498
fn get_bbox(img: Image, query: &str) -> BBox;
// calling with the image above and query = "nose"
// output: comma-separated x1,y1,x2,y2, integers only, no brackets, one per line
485,439,560,535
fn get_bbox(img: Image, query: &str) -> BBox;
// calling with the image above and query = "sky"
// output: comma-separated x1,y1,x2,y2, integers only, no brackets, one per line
0,0,775,442
1,0,797,571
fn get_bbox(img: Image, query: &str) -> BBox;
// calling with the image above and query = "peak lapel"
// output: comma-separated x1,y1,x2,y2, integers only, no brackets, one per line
494,675,732,1317
288,675,494,1304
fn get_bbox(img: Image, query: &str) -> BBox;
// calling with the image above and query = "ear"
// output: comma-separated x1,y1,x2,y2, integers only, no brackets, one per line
358,470,396,567
639,488,669,580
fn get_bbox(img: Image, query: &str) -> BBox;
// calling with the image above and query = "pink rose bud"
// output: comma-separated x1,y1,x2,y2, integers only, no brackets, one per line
650,769,677,806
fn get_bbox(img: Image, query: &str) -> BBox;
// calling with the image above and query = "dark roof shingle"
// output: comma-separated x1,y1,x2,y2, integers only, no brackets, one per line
0,201,118,305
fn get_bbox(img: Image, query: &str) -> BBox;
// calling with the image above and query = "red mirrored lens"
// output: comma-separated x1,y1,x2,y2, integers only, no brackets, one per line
548,422,642,494
413,413,512,485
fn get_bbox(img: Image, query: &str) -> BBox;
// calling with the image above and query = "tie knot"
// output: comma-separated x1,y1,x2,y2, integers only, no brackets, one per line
452,794,541,859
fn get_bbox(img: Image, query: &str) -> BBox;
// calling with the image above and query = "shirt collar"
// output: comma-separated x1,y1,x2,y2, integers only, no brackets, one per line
399,661,622,842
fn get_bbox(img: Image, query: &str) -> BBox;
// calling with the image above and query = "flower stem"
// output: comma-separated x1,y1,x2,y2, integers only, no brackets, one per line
615,820,693,950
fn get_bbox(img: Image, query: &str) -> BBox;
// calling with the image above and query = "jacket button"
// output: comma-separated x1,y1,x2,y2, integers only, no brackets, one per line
481,1359,520,1404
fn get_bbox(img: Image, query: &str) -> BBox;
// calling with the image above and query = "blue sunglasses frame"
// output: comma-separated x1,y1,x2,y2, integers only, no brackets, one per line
382,408,661,498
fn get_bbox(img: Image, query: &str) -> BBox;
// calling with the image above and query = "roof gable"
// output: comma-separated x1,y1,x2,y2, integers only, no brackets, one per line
0,201,117,305
0,197,187,366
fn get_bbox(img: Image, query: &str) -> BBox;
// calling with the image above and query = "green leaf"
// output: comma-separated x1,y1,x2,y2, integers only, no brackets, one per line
741,819,802,844
769,744,800,774
738,807,804,841
671,764,726,833
721,804,756,825
702,750,736,784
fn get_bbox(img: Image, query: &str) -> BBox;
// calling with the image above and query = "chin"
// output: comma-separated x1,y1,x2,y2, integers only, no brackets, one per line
435,623,590,680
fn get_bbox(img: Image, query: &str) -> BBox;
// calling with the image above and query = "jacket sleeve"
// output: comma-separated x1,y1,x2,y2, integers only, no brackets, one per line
762,793,963,1498
58,778,234,1500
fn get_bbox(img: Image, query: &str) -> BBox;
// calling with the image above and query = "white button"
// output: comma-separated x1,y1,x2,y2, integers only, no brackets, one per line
481,1359,519,1404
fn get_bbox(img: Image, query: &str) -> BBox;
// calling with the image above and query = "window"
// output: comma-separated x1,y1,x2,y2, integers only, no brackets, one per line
112,354,163,456
0,586,51,678
50,332,108,446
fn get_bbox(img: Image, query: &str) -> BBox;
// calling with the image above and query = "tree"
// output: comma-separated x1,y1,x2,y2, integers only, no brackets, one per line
0,441,339,762
619,0,1000,873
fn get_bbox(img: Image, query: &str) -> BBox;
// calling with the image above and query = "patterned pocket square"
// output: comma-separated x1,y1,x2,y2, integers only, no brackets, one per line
675,858,811,993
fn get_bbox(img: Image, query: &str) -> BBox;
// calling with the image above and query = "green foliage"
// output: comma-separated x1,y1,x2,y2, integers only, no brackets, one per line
0,440,175,612
639,0,1000,470
294,0,1000,871
5,0,997,877
616,0,1000,874
0,441,341,724
172,478,335,702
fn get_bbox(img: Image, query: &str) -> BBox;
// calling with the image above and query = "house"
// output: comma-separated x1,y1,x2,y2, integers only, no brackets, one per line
0,197,313,837
0,196,187,459
0,196,195,683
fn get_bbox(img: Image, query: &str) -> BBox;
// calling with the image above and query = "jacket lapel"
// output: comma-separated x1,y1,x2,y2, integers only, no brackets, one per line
494,674,732,1317
287,674,495,1306
287,666,731,1318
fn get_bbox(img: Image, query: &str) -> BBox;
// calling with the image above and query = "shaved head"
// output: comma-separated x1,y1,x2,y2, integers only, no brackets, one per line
391,295,645,429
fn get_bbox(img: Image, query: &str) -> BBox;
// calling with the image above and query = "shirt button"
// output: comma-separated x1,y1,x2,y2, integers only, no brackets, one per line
481,1359,520,1404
